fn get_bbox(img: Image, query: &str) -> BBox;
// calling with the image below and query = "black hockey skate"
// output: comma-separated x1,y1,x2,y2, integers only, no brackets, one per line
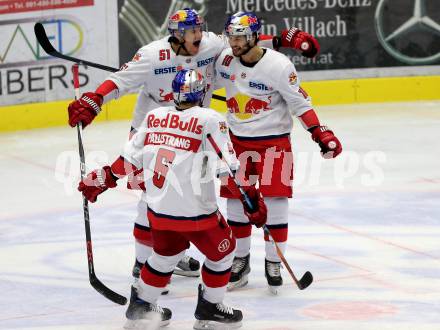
132,261,169,295
194,284,243,330
227,254,250,290
265,259,283,295
132,259,143,279
173,255,201,277
124,286,172,329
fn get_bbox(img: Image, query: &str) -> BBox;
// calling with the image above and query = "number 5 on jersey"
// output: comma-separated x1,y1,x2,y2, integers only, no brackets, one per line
153,148,176,188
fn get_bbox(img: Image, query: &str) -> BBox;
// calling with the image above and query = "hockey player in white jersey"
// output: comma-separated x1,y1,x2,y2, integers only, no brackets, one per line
78,69,267,329
214,12,343,294
67,8,319,289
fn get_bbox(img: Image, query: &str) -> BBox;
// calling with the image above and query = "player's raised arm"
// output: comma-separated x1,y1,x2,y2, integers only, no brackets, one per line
67,47,152,128
273,27,320,58
218,12,320,57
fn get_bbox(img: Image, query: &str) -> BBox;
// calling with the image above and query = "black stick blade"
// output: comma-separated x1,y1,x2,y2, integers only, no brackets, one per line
34,22,118,72
90,277,127,305
34,22,82,64
298,271,313,290
34,22,57,55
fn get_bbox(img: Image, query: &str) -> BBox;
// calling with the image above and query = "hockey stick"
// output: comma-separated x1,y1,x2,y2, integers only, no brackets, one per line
35,23,118,72
206,134,313,290
72,64,127,305
34,22,226,102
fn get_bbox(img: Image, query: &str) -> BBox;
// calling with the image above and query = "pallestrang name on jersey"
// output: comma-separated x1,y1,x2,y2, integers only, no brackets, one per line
145,132,201,152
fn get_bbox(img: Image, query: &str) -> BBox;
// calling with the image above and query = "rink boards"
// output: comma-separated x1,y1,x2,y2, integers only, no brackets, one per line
1,74,439,132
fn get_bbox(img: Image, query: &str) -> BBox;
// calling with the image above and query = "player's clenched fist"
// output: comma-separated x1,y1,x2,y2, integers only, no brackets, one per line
280,27,320,58
241,186,267,228
68,92,103,128
311,126,342,159
78,166,118,202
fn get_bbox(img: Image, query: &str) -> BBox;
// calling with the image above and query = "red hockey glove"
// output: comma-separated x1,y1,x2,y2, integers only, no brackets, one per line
311,126,342,159
240,186,267,228
78,166,118,202
280,28,320,58
68,92,103,128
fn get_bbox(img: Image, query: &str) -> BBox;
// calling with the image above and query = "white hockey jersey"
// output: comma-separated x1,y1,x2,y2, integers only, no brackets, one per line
214,47,313,138
106,33,275,132
107,32,225,131
121,105,238,232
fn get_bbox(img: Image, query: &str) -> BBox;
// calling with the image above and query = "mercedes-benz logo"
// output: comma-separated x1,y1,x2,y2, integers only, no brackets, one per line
375,0,440,65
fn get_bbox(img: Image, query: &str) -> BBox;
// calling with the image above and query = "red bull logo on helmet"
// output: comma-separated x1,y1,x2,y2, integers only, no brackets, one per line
238,16,251,26
169,8,203,33
170,10,188,23
247,16,258,25
227,12,261,37
234,14,258,27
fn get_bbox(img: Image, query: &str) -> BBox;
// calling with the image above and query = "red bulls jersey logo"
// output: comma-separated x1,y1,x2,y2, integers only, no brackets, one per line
159,89,174,102
226,94,272,120
147,113,203,134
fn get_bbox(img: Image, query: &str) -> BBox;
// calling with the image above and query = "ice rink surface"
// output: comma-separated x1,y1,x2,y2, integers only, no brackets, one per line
1,101,439,330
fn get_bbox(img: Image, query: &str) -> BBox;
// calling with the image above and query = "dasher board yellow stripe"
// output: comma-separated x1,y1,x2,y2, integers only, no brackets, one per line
0,94,138,132
1,75,439,132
